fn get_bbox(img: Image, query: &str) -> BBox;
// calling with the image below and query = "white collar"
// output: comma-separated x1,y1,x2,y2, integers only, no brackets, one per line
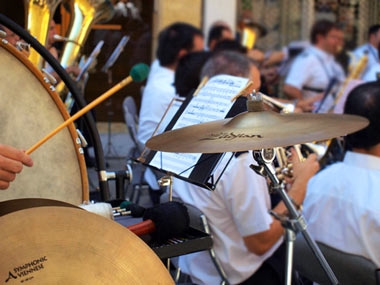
157,63,174,75
367,43,379,53
344,151,380,171
310,46,333,61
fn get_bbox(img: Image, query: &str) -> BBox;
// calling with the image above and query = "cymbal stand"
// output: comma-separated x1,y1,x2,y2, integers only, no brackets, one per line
250,149,339,285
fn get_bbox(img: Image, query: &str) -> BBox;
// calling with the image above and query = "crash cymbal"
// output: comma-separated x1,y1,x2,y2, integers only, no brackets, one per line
146,110,368,153
0,205,173,284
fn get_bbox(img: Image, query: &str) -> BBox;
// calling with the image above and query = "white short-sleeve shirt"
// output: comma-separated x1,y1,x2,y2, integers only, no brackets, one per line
362,62,380,82
353,43,379,80
137,62,175,145
303,151,380,267
173,152,282,285
285,46,345,112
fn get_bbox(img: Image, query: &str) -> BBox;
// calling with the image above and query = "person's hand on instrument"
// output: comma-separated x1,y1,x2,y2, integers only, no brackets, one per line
65,65,81,77
0,144,33,190
287,148,319,204
294,94,323,113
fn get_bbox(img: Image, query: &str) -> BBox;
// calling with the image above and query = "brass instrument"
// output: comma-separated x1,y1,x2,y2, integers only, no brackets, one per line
241,26,256,50
328,51,368,112
56,0,114,94
259,92,295,114
24,0,62,68
259,92,329,182
60,0,114,69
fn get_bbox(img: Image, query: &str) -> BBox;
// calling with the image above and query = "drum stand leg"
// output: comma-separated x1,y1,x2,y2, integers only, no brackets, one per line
250,149,339,285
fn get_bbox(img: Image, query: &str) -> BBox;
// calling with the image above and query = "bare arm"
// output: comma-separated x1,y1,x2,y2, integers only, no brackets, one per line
283,84,303,100
243,151,319,255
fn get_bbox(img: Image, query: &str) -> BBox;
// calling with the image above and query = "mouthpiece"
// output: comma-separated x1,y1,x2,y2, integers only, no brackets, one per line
53,34,66,41
53,35,81,46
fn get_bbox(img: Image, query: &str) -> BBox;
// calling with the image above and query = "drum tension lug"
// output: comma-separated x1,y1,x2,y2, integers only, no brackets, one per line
76,129,88,147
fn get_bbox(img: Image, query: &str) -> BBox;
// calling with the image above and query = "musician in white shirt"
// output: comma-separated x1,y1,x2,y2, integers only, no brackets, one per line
137,23,204,201
138,22,204,145
174,51,319,284
353,24,380,80
284,20,345,113
303,81,380,267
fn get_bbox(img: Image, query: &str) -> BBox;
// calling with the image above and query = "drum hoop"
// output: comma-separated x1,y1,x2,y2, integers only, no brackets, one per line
0,40,89,202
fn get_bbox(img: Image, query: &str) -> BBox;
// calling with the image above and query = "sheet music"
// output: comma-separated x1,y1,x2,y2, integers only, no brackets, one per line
149,74,249,178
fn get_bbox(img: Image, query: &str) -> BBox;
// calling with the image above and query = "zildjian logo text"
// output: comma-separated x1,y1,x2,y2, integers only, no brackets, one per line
201,132,263,141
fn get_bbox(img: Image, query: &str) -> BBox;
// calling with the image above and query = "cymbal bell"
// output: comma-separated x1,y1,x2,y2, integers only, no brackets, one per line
0,204,174,284
146,110,368,154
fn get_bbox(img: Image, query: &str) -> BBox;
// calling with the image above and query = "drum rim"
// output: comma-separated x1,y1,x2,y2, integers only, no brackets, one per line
0,40,89,203
0,198,80,217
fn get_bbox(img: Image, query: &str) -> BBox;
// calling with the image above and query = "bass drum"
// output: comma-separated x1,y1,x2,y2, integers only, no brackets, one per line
0,40,88,205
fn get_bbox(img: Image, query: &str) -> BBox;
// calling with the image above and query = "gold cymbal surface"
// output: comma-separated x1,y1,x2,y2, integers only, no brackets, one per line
0,206,173,284
146,111,368,153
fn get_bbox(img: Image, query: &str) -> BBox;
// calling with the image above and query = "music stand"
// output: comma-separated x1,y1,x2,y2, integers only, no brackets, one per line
102,36,130,75
142,75,253,190
65,40,105,113
101,36,130,159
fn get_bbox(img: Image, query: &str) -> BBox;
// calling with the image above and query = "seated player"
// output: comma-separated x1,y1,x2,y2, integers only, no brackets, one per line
173,51,319,284
303,81,380,267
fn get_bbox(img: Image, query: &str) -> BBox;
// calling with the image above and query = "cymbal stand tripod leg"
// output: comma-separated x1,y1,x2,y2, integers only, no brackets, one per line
250,149,339,285
269,208,298,284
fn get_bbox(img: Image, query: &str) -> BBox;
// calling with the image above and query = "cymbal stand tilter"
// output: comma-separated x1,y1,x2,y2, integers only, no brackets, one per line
250,148,339,285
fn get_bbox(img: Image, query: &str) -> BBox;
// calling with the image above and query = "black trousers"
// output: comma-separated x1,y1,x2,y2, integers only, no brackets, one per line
239,242,301,285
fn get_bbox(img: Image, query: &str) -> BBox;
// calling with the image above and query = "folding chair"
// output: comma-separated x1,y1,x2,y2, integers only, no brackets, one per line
171,199,230,285
294,233,380,285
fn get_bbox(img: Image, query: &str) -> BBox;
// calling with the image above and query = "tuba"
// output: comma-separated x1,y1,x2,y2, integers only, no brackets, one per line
55,0,114,94
59,0,114,69
24,0,62,68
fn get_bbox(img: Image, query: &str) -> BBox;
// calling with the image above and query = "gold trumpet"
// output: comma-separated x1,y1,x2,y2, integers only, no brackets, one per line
25,0,62,68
